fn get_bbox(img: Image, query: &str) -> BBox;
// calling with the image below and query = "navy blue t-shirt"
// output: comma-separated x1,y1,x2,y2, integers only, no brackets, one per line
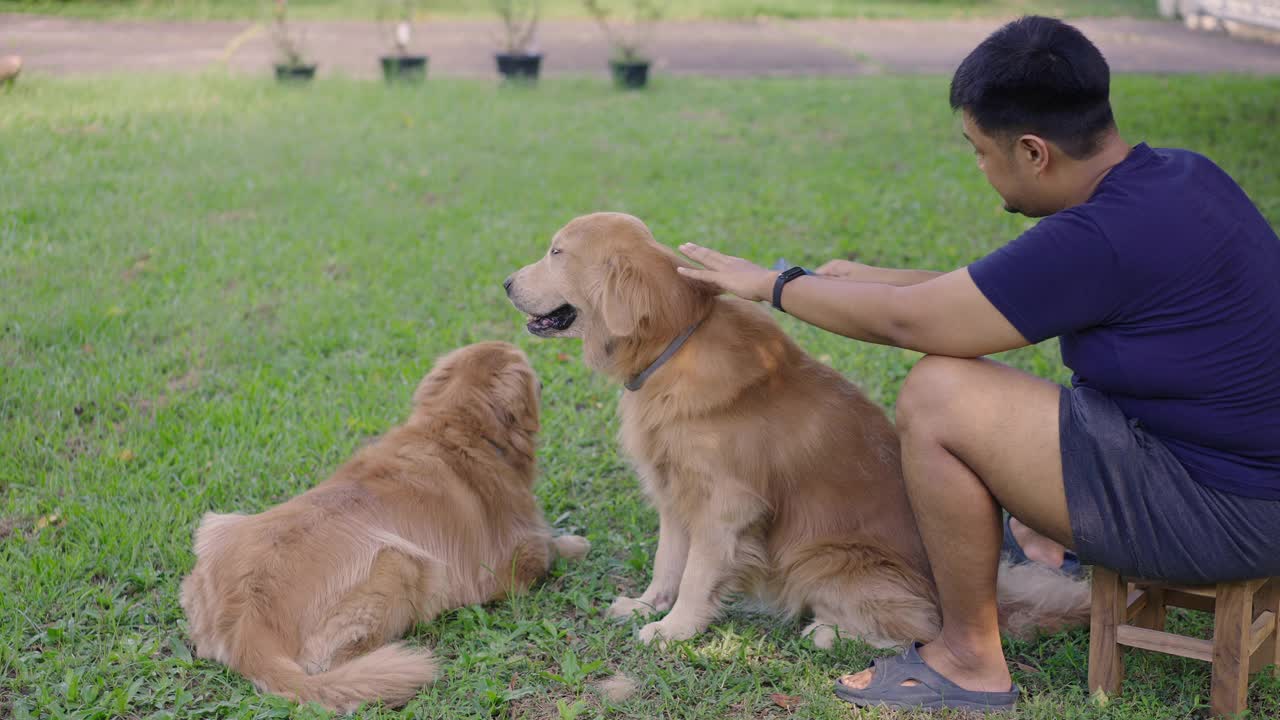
969,143,1280,499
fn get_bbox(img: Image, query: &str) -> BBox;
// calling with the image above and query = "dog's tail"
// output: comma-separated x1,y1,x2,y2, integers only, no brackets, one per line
996,559,1092,639
240,635,438,713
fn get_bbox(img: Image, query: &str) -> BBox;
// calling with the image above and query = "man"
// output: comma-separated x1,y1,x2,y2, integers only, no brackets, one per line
677,15,1280,712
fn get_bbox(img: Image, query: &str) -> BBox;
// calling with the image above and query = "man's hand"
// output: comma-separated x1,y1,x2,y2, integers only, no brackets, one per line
678,244,1024,356
677,244,777,303
817,258,943,287
814,259,865,279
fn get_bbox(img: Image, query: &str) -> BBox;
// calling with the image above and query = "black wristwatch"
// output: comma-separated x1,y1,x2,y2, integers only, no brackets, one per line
772,266,810,313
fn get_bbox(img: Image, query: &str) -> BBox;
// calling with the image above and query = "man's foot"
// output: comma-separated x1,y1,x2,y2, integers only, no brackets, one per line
837,638,1012,694
1002,515,1084,578
1008,517,1064,567
834,642,1018,711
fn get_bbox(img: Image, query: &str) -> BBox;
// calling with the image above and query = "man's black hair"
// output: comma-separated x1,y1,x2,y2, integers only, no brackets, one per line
950,16,1115,159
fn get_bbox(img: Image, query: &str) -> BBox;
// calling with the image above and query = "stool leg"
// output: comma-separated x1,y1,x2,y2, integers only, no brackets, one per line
1250,579,1279,677
1211,580,1252,718
1089,567,1126,696
1134,585,1166,631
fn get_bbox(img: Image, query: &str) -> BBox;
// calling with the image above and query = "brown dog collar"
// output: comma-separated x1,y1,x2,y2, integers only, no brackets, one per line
624,316,706,392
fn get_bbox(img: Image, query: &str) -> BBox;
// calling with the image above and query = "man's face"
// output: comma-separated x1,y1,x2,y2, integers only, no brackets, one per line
962,111,1037,216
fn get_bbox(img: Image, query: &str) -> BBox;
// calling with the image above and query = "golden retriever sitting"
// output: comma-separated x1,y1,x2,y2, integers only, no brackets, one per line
179,342,590,713
505,212,1087,648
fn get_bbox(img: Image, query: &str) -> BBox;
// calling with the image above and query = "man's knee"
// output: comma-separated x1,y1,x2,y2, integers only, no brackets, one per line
896,355,975,434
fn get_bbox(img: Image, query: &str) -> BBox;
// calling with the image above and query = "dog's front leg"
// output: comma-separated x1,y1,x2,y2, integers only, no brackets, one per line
607,501,689,620
636,524,737,646
636,481,766,647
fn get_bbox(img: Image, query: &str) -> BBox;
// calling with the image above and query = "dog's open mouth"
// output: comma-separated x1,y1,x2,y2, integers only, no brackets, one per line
526,304,578,335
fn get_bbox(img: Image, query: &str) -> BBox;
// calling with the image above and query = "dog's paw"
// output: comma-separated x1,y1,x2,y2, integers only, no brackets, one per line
802,620,837,650
637,618,698,647
606,595,658,621
553,534,590,561
604,591,670,620
298,643,331,675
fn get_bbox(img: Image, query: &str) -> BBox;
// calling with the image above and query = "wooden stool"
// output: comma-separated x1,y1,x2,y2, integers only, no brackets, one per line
1089,568,1280,718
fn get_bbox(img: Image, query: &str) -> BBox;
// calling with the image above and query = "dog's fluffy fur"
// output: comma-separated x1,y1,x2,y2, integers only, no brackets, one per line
506,212,1088,648
179,342,589,712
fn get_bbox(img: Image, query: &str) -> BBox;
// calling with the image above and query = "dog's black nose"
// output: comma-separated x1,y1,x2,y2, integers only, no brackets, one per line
502,277,514,295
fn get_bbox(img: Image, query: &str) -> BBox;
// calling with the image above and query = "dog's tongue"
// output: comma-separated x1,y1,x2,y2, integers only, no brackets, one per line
526,305,574,333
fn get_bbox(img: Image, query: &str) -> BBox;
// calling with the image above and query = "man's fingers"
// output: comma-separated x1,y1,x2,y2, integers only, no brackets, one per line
679,243,730,269
815,259,853,276
676,266,715,284
678,243,711,265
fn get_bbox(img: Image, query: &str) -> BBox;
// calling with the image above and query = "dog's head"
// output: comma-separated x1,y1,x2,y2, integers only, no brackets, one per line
504,213,715,371
412,341,541,441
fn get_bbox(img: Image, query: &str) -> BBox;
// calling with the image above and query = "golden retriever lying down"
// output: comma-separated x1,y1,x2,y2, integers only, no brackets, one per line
179,342,590,712
506,212,1087,648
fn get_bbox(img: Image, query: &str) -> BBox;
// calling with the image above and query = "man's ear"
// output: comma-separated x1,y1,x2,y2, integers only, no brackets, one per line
593,256,656,337
1018,134,1051,174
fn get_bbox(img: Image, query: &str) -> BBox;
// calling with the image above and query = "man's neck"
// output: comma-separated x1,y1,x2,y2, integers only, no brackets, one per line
1062,133,1133,209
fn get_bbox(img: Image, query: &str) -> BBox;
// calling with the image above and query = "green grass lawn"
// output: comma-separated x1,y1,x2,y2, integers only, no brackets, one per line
0,0,1159,21
2,73,1278,719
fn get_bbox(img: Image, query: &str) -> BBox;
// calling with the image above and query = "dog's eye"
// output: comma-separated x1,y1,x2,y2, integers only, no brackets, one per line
549,248,562,256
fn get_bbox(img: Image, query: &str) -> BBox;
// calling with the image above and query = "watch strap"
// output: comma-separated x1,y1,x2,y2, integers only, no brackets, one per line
772,266,809,313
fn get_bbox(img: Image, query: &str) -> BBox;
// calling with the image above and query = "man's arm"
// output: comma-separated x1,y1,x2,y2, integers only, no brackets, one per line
678,245,1029,358
775,269,1028,356
815,259,942,287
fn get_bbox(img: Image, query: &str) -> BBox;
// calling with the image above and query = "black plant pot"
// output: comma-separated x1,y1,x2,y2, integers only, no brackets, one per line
275,64,317,83
609,59,650,90
380,55,429,83
496,53,543,83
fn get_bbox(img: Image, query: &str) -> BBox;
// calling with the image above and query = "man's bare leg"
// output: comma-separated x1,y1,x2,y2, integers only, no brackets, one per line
839,356,1073,694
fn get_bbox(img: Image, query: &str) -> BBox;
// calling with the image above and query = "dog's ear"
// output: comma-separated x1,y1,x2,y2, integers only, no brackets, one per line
595,256,657,337
412,365,452,410
481,361,540,466
491,361,540,432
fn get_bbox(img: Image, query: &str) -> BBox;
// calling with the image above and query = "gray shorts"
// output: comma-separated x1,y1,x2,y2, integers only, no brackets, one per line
1061,385,1280,585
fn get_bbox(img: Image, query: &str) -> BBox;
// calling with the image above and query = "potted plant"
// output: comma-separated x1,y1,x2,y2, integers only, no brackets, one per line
0,55,21,90
272,0,316,83
582,0,663,90
492,0,542,83
379,0,429,83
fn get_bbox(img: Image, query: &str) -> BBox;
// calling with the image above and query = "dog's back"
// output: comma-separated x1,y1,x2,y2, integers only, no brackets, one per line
617,295,942,646
179,475,442,713
624,293,1086,647
505,212,1085,647
178,342,579,712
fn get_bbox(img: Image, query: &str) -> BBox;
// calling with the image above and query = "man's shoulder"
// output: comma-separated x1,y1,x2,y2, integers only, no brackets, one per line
1114,144,1228,187
1149,145,1200,160
1029,205,1107,241
1081,146,1223,224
